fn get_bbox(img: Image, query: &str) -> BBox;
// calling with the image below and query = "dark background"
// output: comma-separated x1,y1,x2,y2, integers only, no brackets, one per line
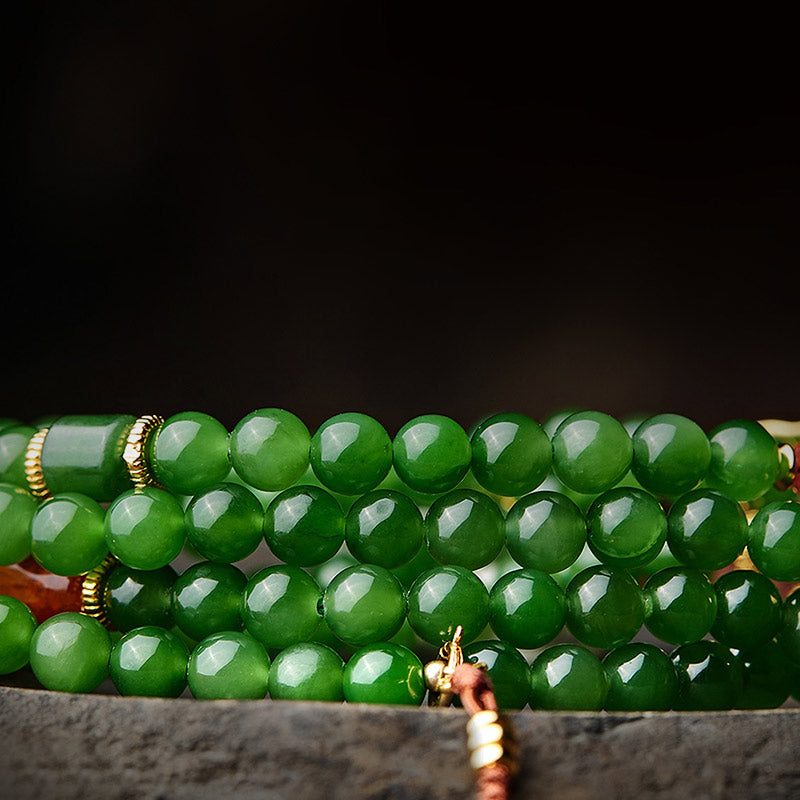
5,5,799,435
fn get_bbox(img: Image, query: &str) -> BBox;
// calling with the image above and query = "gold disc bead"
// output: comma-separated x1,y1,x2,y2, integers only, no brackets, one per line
24,427,52,501
80,555,120,629
122,414,165,489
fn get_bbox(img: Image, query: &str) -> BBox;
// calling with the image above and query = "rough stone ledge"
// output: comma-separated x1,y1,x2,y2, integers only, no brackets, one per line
1,686,798,800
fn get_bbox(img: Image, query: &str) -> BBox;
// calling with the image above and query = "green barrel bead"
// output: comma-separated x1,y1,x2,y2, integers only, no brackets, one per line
464,640,531,710
586,487,667,570
267,642,345,701
109,626,189,697
0,595,37,673
187,631,270,699
470,413,552,497
711,569,782,649
184,482,263,564
706,419,780,501
345,489,424,568
172,561,246,641
0,425,35,487
489,568,565,649
29,612,112,693
643,567,717,645
264,485,345,567
342,642,425,706
602,642,678,711
310,412,392,495
747,501,800,581
779,588,800,663
631,414,710,497
392,415,472,494
322,564,405,646
737,640,800,709
425,489,505,570
671,640,744,710
30,492,108,576
104,487,186,571
0,483,37,565
229,408,310,491
551,411,633,495
242,565,322,648
149,411,230,496
529,644,607,710
406,565,490,645
505,491,586,573
565,565,644,648
104,564,176,632
666,489,748,571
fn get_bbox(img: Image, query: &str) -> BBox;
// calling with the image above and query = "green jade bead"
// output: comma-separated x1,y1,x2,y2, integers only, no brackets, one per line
505,491,586,573
631,414,710,497
565,565,644,649
109,626,189,697
748,501,800,581
185,482,263,563
529,644,608,711
390,546,439,591
0,418,21,434
149,412,230,496
342,642,425,706
310,412,392,495
711,570,782,649
586,487,667,570
30,493,108,576
104,487,186,570
603,642,678,711
425,489,505,570
40,415,136,502
392,415,472,494
187,631,270,699
643,567,717,645
104,564,177,632
470,413,552,497
0,484,38,565
779,588,800,663
229,408,310,491
737,640,800,709
551,411,633,495
264,485,345,567
172,561,247,641
322,564,405,646
29,612,112,693
0,425,35,487
706,419,780,501
267,642,345,702
464,640,531,711
671,640,744,710
666,489,748,571
406,565,490,645
489,569,565,649
0,595,37,673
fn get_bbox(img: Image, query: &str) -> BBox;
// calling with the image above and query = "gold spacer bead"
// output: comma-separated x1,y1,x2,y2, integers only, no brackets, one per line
80,555,119,629
122,414,165,488
24,427,52,501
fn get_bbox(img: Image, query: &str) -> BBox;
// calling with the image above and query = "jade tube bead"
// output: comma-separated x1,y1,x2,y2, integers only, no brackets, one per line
0,424,36,487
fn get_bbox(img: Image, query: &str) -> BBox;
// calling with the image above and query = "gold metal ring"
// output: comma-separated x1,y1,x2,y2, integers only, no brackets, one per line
122,414,165,488
24,427,52,501
80,555,119,629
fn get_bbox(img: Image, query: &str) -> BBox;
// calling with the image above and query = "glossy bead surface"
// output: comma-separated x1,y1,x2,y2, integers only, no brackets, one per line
0,425,35,487
737,640,800,709
30,493,108,576
109,626,189,697
264,485,345,566
666,489,748,570
29,612,112,693
489,569,565,649
185,483,263,564
747,501,800,581
172,561,246,641
0,595,37,673
631,414,710,496
267,642,345,702
470,413,551,497
425,490,505,569
671,640,744,710
242,565,322,648
586,487,667,570
529,644,607,710
104,487,186,570
104,564,176,632
229,408,310,491
392,415,471,494
464,640,530,710
603,643,678,710
779,588,800,663
706,419,779,501
551,411,632,494
565,565,644,648
643,567,717,645
187,631,270,699
0,484,37,565
406,565,489,645
342,642,425,706
505,491,586,573
711,570,782,649
322,564,405,646
149,411,230,496
345,490,424,568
